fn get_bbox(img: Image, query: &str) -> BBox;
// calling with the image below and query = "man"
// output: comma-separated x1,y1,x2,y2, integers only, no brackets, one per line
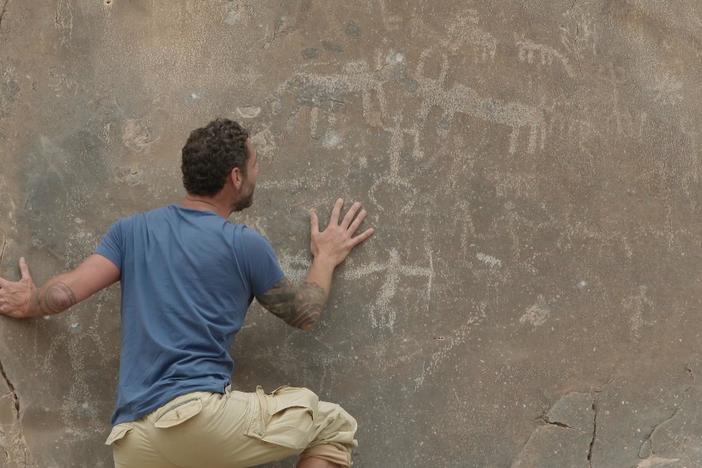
0,118,374,467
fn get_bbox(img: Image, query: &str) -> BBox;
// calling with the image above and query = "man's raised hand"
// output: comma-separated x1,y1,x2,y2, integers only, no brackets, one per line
0,258,36,318
309,198,374,267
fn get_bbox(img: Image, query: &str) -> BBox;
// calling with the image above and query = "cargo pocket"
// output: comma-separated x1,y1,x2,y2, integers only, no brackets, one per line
246,385,318,451
105,423,133,446
154,397,204,429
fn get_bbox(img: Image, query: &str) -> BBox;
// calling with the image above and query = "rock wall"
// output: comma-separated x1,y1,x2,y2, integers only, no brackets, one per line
1,1,701,466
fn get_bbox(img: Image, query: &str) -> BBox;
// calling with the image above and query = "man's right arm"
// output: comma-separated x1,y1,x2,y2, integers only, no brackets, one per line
256,198,374,331
256,277,327,331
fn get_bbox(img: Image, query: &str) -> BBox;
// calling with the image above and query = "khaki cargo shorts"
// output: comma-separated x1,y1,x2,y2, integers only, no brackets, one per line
106,385,358,467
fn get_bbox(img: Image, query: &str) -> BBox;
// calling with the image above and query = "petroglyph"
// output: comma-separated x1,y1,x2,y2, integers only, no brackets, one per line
446,10,497,62
559,11,598,60
476,252,502,268
539,91,648,156
414,49,546,154
368,118,420,214
277,31,541,155
414,301,487,390
276,59,389,127
55,0,73,47
278,248,433,332
516,37,575,78
413,9,497,64
122,118,158,153
622,285,655,340
236,106,261,119
250,127,277,158
519,296,551,327
368,248,429,331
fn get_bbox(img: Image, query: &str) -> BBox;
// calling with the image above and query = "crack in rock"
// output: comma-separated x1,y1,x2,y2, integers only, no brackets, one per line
638,408,680,459
511,392,597,467
0,0,9,32
0,357,19,417
539,415,573,429
587,397,598,468
0,355,34,466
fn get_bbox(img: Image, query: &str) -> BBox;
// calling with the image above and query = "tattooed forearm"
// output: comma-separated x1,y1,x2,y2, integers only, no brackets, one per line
289,282,326,330
29,281,78,316
256,278,328,331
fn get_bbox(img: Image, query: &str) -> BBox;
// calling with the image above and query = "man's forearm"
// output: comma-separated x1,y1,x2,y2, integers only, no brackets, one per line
291,256,335,330
256,256,337,331
304,255,335,300
26,275,77,318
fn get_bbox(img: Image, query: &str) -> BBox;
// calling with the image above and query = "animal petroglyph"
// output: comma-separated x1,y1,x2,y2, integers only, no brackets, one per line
414,49,546,154
276,26,542,155
276,59,389,127
413,8,497,64
516,38,575,78
446,10,498,62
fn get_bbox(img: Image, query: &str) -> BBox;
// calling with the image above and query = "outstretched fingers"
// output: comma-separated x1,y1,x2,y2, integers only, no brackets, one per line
350,227,375,247
347,208,367,234
340,202,361,229
330,198,344,226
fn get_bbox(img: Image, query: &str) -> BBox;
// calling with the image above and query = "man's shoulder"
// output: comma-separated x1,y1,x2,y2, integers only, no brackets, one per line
236,225,269,241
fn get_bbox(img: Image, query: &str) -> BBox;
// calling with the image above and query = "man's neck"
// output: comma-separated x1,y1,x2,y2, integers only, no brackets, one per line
181,195,231,218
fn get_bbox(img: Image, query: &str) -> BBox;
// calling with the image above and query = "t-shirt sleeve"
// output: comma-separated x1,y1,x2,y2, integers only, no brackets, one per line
238,227,285,296
96,219,124,271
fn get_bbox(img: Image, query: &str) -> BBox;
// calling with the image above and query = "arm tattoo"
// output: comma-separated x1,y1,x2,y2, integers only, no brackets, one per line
31,281,78,316
256,278,327,330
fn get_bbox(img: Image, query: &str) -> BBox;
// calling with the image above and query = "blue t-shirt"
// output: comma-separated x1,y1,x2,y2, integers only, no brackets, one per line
96,204,285,425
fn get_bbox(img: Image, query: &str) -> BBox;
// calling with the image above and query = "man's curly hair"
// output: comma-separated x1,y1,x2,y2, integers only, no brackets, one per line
181,119,250,196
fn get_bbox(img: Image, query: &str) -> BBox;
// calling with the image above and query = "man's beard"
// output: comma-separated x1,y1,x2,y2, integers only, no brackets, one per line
232,186,254,212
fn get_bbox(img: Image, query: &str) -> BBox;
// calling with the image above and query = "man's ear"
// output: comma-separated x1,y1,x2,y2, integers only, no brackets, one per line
230,167,243,190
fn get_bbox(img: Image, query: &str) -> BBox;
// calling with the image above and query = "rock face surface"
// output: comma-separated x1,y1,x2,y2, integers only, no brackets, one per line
1,0,702,466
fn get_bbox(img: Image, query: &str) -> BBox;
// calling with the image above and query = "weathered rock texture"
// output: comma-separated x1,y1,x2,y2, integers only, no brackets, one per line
1,0,702,467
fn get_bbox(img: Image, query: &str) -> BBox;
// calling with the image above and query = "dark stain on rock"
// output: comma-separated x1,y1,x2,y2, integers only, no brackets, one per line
321,41,343,53
0,73,19,119
345,21,361,37
302,47,319,59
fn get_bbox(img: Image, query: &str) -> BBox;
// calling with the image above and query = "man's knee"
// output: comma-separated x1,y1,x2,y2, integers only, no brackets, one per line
304,401,358,467
316,401,358,437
